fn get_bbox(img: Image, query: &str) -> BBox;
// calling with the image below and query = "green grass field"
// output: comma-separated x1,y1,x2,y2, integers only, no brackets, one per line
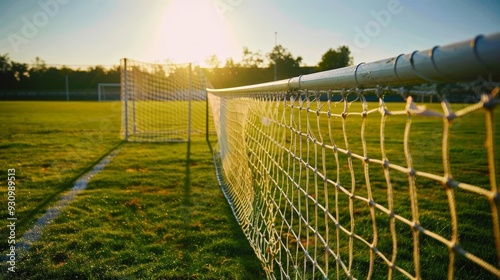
0,102,122,236
0,101,264,279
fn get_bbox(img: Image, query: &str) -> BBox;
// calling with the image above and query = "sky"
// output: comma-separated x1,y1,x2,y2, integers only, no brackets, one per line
0,0,499,68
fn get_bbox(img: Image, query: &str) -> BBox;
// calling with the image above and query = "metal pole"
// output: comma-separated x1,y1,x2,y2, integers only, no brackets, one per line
123,59,129,141
208,32,500,94
274,31,277,81
206,85,209,144
132,68,136,134
188,63,193,143
65,75,69,101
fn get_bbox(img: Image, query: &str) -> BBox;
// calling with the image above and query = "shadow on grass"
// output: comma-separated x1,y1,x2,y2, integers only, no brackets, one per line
184,140,192,209
180,140,194,265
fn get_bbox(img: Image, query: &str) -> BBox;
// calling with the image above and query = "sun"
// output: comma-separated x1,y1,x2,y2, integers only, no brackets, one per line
150,0,239,66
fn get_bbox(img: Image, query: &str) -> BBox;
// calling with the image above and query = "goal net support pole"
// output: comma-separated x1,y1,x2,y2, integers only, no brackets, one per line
207,33,500,279
123,58,128,141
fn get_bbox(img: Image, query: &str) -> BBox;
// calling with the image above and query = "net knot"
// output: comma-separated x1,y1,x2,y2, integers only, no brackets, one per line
375,85,385,99
356,87,364,96
408,168,416,177
492,192,500,206
483,87,499,110
413,222,423,232
446,111,457,122
341,88,348,100
450,242,465,255
445,177,457,189
399,86,410,99
389,262,396,271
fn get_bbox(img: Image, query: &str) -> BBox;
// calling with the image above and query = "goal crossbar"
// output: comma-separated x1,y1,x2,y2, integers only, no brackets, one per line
207,33,500,279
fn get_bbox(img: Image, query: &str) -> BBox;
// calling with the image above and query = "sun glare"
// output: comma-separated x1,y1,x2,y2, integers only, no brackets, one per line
150,0,239,66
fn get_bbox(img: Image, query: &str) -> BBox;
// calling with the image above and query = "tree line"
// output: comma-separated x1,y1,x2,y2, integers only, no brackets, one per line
0,55,120,91
0,45,352,91
205,45,352,88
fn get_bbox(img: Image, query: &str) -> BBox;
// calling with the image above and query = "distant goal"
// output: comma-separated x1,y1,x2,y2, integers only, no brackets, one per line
98,83,120,101
120,59,209,142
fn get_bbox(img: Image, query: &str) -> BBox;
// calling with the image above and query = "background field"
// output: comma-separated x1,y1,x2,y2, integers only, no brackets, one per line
0,101,264,279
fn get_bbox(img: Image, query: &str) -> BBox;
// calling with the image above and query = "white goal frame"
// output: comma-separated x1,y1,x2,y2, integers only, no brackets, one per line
120,59,208,142
97,83,120,101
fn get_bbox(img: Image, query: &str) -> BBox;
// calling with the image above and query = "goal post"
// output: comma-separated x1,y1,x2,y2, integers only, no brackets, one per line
97,83,120,101
120,59,209,142
207,33,500,279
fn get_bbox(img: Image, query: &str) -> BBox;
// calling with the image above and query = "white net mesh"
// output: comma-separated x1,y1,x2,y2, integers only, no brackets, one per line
207,34,500,279
209,84,499,279
120,59,208,142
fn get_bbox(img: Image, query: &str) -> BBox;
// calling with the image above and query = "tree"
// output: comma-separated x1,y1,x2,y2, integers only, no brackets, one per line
317,46,352,71
88,65,107,86
28,57,47,89
224,57,238,68
0,54,15,90
241,47,264,68
44,67,65,90
0,54,11,73
11,62,29,82
267,44,303,79
105,65,120,82
205,54,221,69
31,56,47,72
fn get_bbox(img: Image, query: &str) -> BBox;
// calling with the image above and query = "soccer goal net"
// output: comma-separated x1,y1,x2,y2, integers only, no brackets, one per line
120,59,208,142
207,33,500,279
